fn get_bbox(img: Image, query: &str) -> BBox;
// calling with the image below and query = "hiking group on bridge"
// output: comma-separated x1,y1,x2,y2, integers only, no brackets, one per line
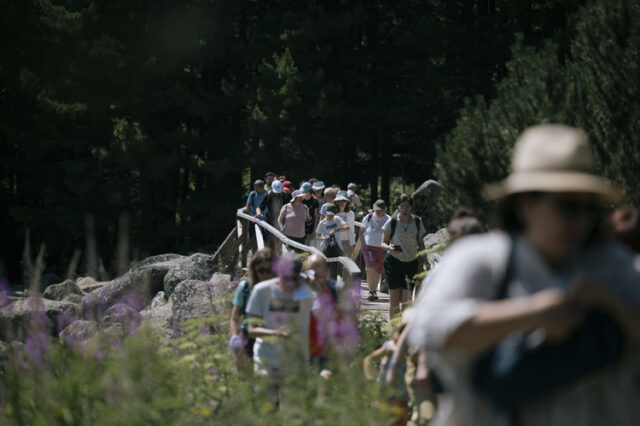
232,124,640,426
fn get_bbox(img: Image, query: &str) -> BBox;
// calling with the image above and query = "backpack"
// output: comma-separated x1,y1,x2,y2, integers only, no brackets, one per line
238,280,251,316
389,214,423,246
322,234,343,258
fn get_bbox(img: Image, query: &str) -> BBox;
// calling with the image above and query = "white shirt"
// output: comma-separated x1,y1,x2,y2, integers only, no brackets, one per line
409,232,640,426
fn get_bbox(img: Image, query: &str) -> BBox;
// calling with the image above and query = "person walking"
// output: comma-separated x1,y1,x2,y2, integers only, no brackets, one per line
282,180,293,196
247,253,314,408
347,182,364,217
359,199,391,301
381,193,427,319
229,248,275,369
335,190,356,258
301,182,320,246
257,180,291,253
313,181,326,208
319,187,339,219
408,124,640,426
245,179,267,216
278,190,311,246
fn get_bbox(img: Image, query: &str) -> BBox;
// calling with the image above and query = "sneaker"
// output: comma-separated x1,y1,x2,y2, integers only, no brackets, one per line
373,290,379,301
367,291,376,301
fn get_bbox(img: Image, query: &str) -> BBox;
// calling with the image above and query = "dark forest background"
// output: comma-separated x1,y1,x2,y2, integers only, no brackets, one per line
3,0,639,284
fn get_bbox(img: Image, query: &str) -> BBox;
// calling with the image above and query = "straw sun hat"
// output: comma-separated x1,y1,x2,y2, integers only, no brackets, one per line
485,124,622,203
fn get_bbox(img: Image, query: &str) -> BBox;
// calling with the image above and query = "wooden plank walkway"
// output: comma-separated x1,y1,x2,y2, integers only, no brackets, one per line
358,280,389,316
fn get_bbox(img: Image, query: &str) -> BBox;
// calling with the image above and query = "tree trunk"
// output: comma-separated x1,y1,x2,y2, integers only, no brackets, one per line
381,140,391,205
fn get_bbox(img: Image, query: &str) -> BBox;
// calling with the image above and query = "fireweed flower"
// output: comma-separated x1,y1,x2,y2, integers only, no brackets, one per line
208,368,220,376
205,282,213,295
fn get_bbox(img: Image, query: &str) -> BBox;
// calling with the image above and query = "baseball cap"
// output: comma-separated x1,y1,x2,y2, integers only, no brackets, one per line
373,199,387,211
325,203,337,215
292,190,305,199
253,179,265,187
272,180,283,194
282,181,293,192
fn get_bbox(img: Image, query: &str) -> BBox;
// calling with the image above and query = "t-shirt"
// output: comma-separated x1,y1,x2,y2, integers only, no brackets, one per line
247,190,267,215
382,215,426,262
302,197,320,232
278,203,310,238
362,213,391,247
316,216,347,250
336,210,356,245
232,280,252,331
408,232,640,426
246,278,314,372
309,279,345,358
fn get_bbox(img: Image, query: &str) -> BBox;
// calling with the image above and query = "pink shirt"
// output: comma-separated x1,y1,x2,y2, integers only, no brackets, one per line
278,202,310,238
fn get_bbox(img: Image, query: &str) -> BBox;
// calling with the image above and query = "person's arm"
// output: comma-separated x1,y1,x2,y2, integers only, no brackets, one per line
445,288,584,352
248,315,290,338
278,204,287,232
229,305,243,337
363,344,394,380
380,231,400,253
256,193,269,218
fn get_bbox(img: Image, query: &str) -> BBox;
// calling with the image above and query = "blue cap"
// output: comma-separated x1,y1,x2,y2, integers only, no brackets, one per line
300,182,312,193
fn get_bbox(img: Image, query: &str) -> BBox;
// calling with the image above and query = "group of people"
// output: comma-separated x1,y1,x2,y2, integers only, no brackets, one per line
236,124,640,425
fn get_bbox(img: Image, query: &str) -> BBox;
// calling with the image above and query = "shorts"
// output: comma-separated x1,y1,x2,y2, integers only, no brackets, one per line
383,252,419,290
362,244,385,274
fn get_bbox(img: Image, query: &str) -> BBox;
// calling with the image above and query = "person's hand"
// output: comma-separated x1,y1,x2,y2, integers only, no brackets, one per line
255,212,263,218
530,288,585,344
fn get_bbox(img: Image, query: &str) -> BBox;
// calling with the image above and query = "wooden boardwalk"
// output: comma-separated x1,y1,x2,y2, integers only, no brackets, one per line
358,280,389,316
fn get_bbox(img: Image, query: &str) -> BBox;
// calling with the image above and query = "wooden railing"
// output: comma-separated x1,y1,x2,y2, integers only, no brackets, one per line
215,208,362,290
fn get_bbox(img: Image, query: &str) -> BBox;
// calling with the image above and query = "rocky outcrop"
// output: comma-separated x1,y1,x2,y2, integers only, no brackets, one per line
82,253,217,319
0,298,80,340
100,303,142,334
423,228,450,268
171,274,233,328
43,279,83,301
412,180,447,233
163,253,217,296
140,292,173,338
76,277,103,293
59,320,99,344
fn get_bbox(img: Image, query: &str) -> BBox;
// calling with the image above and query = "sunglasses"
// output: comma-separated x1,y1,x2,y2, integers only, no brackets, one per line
548,197,599,219
256,266,272,274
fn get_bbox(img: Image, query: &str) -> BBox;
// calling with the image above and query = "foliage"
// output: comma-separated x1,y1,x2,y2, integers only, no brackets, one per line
436,0,640,215
0,286,397,425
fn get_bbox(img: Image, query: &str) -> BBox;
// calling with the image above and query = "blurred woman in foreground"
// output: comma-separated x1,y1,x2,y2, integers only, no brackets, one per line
408,124,640,426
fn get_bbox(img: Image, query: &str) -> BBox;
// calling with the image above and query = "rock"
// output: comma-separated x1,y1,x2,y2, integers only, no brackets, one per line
423,228,450,268
100,303,142,334
412,180,447,233
163,253,217,297
0,298,80,340
150,291,167,309
82,253,217,319
76,276,103,293
63,293,84,304
141,296,173,338
43,279,83,301
59,320,98,344
171,274,233,327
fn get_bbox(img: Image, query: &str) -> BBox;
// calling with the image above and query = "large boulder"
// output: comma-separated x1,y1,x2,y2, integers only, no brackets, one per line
82,253,217,319
0,298,80,340
163,253,217,296
59,320,99,344
100,303,142,335
412,180,447,234
171,274,233,327
43,279,83,301
76,276,103,293
423,228,450,268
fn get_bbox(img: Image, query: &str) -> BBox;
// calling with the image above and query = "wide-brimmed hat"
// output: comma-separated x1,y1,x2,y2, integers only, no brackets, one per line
485,124,621,203
300,182,312,193
292,190,306,199
334,191,350,203
312,181,325,190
